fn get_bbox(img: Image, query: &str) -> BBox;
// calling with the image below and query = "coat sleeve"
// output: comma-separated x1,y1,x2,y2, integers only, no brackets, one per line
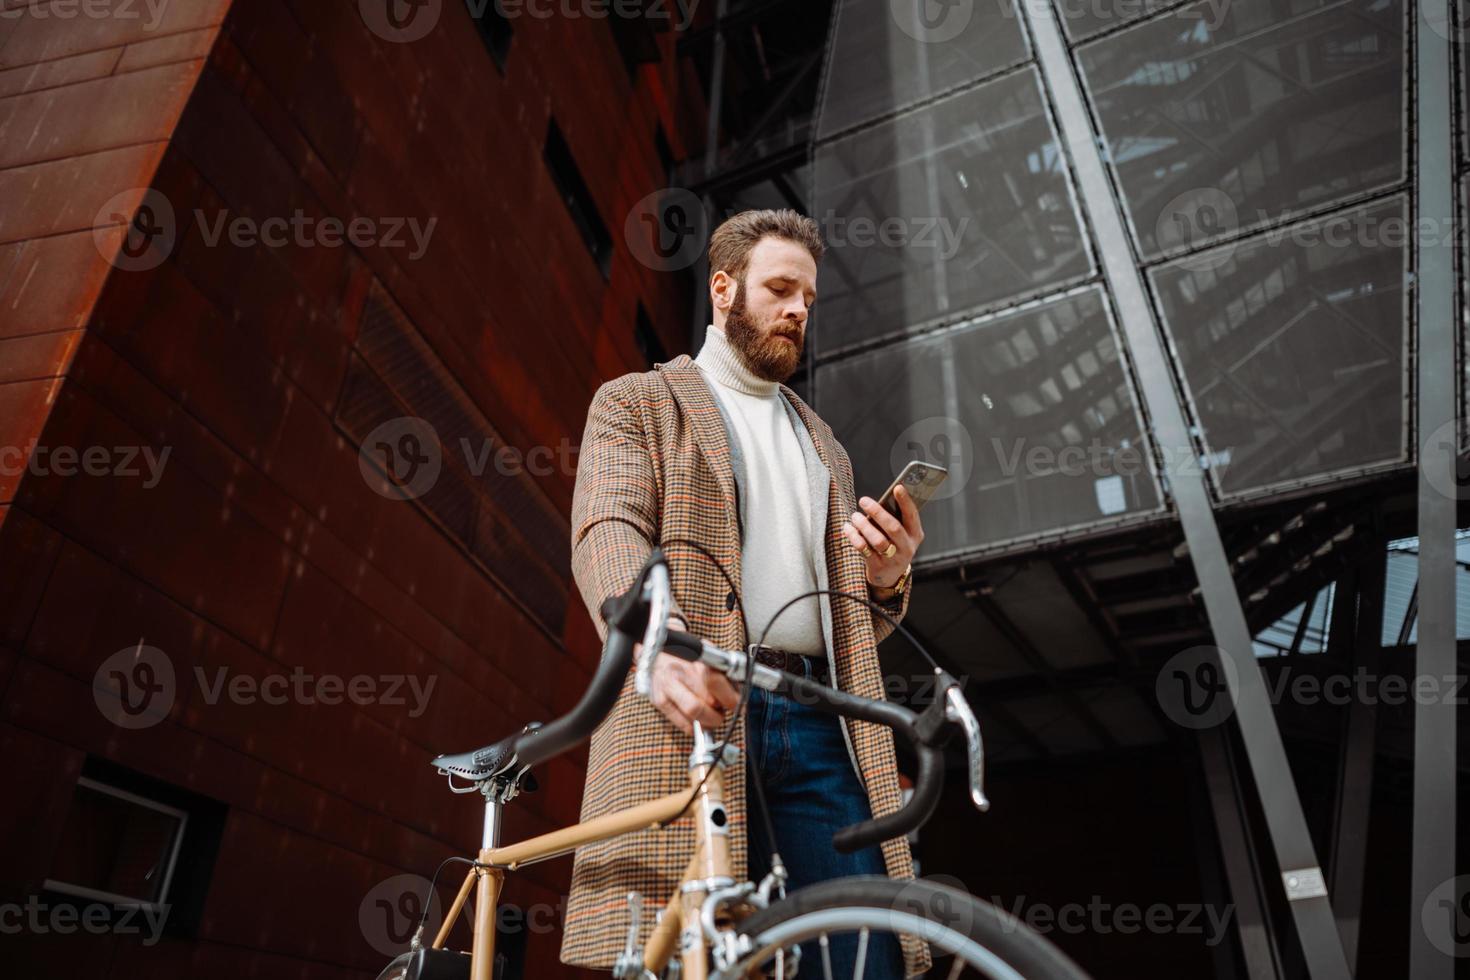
870,578,912,645
569,376,688,644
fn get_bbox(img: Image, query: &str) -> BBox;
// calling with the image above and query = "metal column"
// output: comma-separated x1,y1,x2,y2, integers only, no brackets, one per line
1019,1,1351,976
1410,0,1458,971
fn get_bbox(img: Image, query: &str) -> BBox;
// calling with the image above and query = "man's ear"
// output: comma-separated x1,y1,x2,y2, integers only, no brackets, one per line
710,270,732,313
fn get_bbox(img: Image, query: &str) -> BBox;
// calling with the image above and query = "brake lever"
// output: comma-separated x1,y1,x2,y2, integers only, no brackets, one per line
943,684,990,812
633,560,671,698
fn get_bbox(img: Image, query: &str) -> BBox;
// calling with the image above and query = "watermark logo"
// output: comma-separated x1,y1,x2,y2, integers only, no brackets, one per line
1420,420,1470,502
0,897,170,946
892,874,977,934
361,874,442,956
96,188,177,272
1155,645,1239,730
624,188,708,272
993,894,1236,945
1421,876,1470,957
1420,0,1467,45
0,0,171,29
890,0,974,43
93,642,176,731
360,417,444,501
360,0,443,42
889,417,974,504
1154,188,1239,271
94,645,439,728
0,441,171,488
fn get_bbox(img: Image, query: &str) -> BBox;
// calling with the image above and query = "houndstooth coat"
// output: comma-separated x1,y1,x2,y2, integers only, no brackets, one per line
558,354,932,978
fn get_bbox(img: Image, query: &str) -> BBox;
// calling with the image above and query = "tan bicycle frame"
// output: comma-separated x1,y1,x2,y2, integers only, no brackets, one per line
430,726,743,980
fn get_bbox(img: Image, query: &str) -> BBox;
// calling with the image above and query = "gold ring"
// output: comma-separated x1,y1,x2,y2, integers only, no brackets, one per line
860,545,872,558
883,543,898,559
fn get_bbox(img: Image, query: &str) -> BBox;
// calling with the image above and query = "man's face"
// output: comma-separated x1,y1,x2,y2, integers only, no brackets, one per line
718,236,817,383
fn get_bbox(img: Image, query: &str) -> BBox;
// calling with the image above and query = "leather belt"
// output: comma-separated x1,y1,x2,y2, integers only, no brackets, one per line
748,644,829,681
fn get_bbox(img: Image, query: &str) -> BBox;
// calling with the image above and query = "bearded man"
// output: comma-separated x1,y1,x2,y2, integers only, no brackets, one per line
559,208,931,978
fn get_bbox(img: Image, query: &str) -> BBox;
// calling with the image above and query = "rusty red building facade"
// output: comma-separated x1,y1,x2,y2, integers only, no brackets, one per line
1,1,697,976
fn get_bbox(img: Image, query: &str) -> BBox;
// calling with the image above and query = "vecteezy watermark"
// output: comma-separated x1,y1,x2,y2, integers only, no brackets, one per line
890,417,974,503
487,0,698,27
1156,645,1469,730
358,416,581,501
818,212,971,261
622,195,972,272
358,874,570,955
0,441,171,489
624,188,709,273
93,645,439,729
1155,645,1240,731
1421,876,1470,958
0,0,172,29
358,0,696,42
1419,420,1470,502
358,0,443,43
0,896,170,946
361,874,442,956
993,894,1236,946
94,642,177,731
892,874,979,934
195,666,438,718
94,189,438,270
889,0,975,43
1155,190,1456,271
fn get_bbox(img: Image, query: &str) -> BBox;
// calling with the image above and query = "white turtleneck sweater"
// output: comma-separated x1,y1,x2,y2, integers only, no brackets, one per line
694,324,824,655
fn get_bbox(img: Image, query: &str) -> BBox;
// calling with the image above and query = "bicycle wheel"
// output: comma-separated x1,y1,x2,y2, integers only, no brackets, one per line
721,875,1091,980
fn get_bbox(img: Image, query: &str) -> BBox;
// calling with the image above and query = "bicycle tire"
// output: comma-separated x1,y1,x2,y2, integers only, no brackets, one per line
721,875,1092,980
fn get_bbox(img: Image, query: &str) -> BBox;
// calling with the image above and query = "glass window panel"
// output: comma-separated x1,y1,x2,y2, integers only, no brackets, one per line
1077,0,1405,259
816,289,1160,557
1380,533,1470,646
818,0,1029,139
47,780,185,905
1150,197,1410,497
1058,0,1172,43
812,68,1092,356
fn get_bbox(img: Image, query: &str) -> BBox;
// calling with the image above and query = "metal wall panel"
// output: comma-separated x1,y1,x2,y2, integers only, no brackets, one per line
1077,0,1405,260
816,288,1161,557
812,68,1093,357
1149,196,1410,497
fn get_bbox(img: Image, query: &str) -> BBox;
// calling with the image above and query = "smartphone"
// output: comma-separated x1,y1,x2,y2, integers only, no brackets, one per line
877,460,949,521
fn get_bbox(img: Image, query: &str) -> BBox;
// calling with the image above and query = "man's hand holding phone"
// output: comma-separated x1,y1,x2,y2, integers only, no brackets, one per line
843,482,925,592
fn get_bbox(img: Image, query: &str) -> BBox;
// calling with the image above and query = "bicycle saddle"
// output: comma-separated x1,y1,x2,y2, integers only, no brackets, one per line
431,720,542,789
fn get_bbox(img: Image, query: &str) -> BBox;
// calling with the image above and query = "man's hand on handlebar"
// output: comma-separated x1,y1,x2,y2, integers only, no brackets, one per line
640,616,740,736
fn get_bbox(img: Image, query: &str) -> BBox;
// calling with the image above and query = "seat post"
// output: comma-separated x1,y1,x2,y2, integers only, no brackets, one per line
480,784,504,850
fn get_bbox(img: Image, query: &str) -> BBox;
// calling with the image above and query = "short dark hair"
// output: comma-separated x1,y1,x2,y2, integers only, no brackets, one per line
707,208,826,283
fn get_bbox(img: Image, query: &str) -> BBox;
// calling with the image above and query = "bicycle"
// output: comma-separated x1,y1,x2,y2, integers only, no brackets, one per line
374,548,1092,980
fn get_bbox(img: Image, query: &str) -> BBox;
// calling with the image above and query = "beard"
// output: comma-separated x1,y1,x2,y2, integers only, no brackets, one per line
724,279,805,383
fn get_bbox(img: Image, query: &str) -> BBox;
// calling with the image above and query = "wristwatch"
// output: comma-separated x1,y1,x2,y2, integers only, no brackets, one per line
873,563,913,603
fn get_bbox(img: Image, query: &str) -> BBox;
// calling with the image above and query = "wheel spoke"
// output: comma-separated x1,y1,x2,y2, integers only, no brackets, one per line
853,927,868,980
820,932,834,980
945,954,966,980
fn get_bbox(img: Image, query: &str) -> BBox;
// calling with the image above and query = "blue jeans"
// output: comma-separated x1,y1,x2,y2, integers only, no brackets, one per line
742,657,905,979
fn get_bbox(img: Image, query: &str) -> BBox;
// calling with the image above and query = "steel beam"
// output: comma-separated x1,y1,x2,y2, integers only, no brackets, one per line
1019,0,1351,975
1410,0,1458,971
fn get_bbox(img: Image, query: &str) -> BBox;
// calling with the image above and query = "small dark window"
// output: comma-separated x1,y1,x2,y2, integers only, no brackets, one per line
465,0,512,72
544,118,613,280
654,123,675,182
635,303,668,367
608,11,660,84
42,758,226,940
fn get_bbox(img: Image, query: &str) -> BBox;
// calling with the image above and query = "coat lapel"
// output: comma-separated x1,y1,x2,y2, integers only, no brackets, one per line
655,355,740,522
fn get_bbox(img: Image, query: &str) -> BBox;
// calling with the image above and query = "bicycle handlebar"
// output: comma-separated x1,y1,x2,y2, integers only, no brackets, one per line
660,627,958,852
513,549,980,852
